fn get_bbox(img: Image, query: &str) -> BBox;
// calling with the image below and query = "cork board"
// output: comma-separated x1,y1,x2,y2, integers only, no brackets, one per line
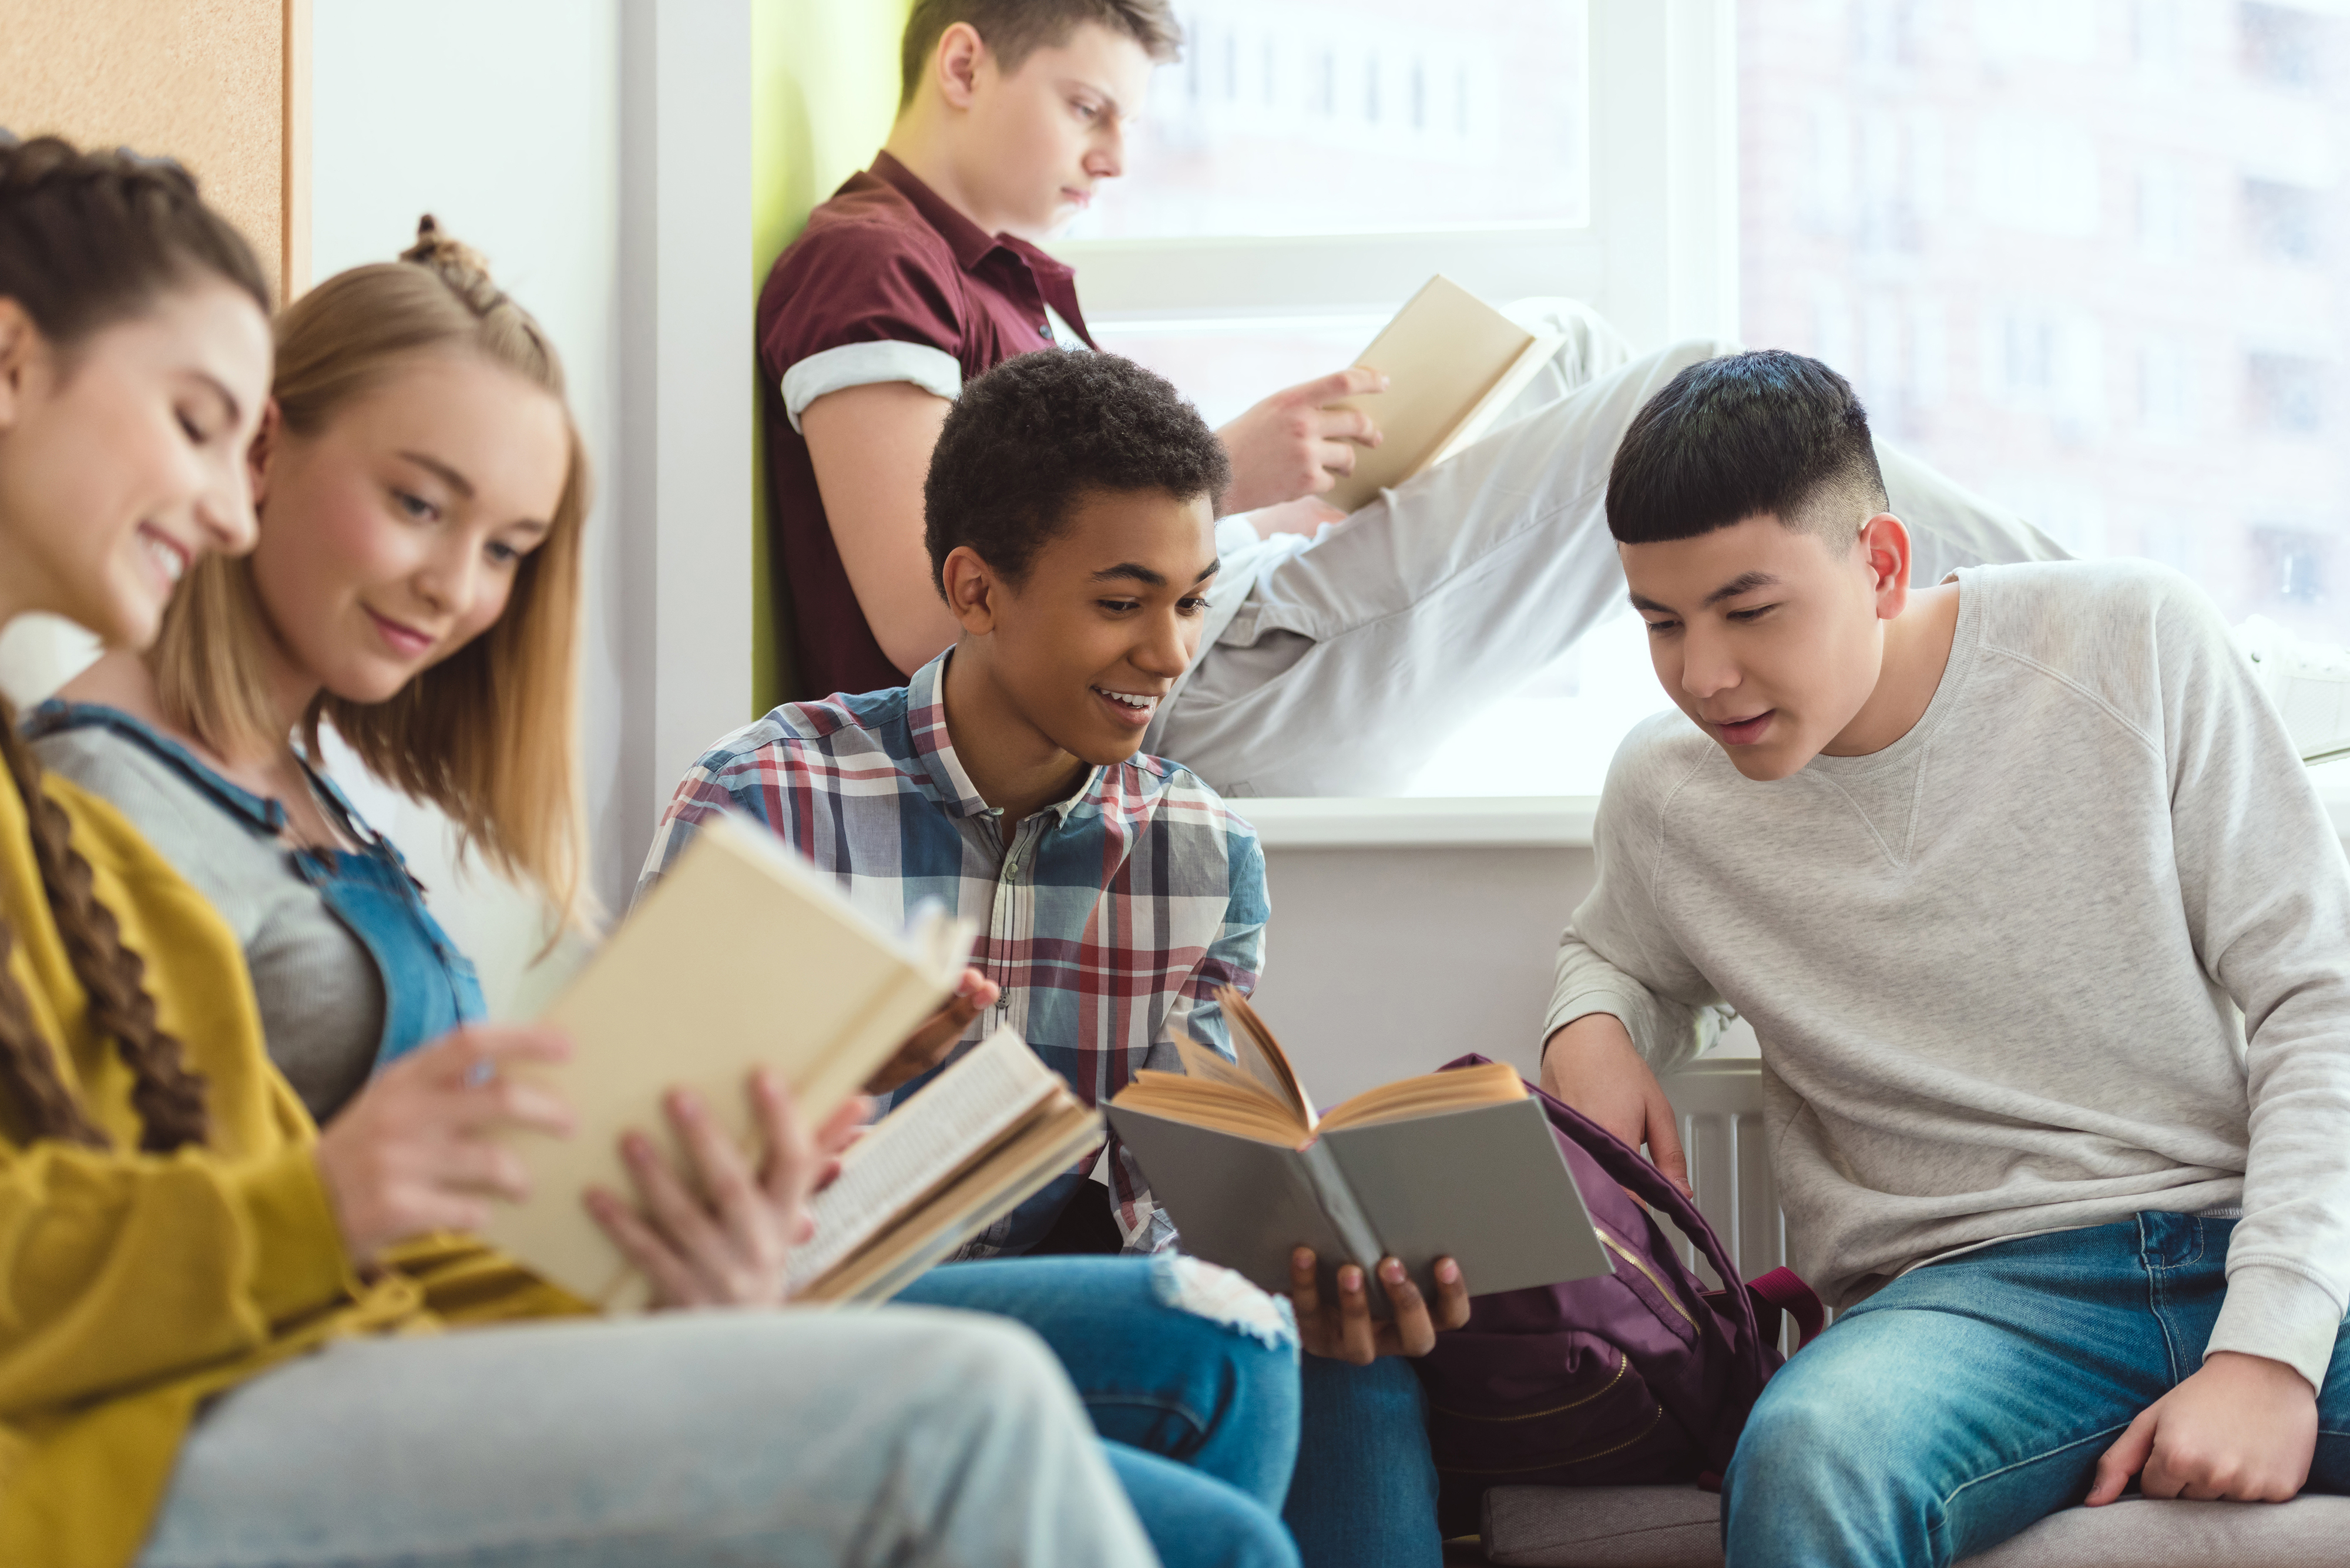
0,0,311,301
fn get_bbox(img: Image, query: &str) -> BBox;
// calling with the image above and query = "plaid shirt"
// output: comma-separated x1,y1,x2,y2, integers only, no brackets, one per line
636,652,1268,1253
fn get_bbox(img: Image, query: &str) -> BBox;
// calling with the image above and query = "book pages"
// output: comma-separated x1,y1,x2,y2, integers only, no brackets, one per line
800,1099,1106,1304
788,1026,1057,1287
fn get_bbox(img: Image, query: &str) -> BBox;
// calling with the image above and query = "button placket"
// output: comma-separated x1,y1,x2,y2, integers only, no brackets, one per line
989,816,1043,1026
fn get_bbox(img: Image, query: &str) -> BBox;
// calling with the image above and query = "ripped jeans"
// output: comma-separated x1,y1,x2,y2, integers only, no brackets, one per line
900,1255,1304,1568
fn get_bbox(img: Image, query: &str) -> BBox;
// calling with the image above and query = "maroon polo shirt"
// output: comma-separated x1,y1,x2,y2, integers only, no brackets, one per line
757,151,1097,700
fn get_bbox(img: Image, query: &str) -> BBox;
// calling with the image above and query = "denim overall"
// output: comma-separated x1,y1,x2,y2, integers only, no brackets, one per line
26,702,485,1070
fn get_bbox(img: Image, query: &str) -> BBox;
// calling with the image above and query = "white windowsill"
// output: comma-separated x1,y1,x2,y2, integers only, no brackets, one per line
1243,790,2350,851
1241,795,1601,849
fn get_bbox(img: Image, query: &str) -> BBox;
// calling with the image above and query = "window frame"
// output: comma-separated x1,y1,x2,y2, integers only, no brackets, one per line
1047,0,1741,352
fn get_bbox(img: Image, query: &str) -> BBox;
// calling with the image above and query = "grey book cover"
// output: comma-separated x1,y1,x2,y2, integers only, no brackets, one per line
1108,1096,1612,1317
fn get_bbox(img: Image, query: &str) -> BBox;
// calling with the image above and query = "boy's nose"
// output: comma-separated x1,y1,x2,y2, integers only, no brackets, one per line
1677,633,1741,700
1089,128,1123,180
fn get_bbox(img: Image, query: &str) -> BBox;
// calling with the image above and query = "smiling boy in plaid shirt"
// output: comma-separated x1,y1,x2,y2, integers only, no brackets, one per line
644,350,1478,1567
640,348,1264,1255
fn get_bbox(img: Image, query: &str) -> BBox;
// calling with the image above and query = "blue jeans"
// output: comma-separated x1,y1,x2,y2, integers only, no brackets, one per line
900,1255,1303,1568
1283,1354,1442,1568
1724,1213,2350,1567
140,1308,1156,1567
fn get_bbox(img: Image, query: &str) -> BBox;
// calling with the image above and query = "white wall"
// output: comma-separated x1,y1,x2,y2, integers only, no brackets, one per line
1254,842,1758,1108
310,0,623,1012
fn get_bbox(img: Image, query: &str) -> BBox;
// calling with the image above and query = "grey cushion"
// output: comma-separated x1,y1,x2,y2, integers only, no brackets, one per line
1480,1485,2350,1567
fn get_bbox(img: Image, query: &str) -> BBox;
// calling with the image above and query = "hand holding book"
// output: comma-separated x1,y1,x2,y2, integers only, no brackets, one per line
583,1070,870,1308
484,816,1095,1308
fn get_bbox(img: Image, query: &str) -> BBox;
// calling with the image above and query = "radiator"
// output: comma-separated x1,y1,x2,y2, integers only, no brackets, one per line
1659,1056,1785,1294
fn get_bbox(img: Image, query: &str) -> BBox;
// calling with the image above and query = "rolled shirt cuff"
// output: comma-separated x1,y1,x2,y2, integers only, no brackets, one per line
781,340,962,431
2206,1261,2346,1392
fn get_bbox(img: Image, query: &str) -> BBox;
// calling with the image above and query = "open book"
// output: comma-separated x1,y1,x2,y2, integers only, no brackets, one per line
1321,275,1567,515
789,1025,1104,1302
481,813,979,1308
1107,988,1611,1315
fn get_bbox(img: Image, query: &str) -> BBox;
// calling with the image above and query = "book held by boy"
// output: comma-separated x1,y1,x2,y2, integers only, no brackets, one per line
1106,989,1612,1315
481,812,1095,1308
1322,275,1567,515
788,1023,1103,1302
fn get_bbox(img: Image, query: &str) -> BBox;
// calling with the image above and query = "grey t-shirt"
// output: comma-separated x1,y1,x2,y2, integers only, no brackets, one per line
33,723,384,1123
1548,559,2350,1389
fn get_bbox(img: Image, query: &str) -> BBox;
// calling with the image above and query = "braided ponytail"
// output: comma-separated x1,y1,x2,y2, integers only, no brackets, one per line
0,132,253,1150
0,704,207,1151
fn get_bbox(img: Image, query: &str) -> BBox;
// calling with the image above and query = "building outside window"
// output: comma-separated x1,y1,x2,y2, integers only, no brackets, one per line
1082,0,2348,794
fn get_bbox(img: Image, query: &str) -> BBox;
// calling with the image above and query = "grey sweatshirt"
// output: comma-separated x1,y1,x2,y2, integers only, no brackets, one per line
1548,559,2350,1388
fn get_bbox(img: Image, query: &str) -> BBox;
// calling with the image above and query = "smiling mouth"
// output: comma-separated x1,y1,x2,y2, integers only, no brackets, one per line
1092,685,1160,724
364,605,436,657
138,525,190,587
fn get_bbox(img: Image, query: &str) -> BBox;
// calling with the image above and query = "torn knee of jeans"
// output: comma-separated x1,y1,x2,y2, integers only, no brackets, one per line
1150,1254,1299,1351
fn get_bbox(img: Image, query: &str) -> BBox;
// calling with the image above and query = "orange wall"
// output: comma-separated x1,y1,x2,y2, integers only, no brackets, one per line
0,0,308,301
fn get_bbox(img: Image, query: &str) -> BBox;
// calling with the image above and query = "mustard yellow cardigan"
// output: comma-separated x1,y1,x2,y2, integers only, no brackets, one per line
0,767,579,1568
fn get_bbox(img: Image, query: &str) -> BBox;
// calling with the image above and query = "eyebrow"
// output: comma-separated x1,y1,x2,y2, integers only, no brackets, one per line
1704,571,1781,606
1628,571,1784,616
397,450,475,499
1090,559,1221,587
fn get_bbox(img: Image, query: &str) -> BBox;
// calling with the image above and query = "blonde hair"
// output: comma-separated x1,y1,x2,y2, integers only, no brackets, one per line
149,217,593,935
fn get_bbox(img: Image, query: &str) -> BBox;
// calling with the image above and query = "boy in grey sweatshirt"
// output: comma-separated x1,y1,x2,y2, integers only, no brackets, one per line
1543,351,2348,1566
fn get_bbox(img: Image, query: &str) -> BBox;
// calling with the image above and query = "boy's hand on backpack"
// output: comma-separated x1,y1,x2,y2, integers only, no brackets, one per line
1541,1015,1692,1199
1216,367,1386,514
2086,1351,2318,1505
864,968,1001,1093
583,1072,870,1308
1288,1247,1471,1363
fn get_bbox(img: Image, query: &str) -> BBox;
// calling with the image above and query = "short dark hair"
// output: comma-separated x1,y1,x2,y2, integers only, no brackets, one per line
900,0,1183,109
1606,350,1889,548
925,350,1230,593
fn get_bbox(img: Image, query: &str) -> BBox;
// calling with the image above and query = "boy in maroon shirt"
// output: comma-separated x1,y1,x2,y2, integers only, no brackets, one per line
760,0,2065,792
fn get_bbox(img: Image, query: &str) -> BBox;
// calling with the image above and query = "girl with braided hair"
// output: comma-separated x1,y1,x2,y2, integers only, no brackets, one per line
32,215,1308,1568
0,133,1156,1568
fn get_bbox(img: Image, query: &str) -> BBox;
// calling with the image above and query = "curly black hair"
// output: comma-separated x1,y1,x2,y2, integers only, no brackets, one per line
924,350,1231,595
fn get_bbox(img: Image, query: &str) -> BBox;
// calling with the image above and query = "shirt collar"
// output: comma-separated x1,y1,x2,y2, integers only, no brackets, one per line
904,650,1106,827
871,150,1010,274
867,151,1079,289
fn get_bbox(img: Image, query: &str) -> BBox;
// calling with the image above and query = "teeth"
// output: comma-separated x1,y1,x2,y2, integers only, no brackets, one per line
1095,688,1156,710
144,534,185,584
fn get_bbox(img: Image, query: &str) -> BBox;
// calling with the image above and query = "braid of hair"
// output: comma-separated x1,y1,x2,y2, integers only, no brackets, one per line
0,130,269,337
0,705,208,1153
0,917,110,1149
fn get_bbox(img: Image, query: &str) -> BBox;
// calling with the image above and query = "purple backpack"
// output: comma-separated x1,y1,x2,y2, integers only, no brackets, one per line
1411,1056,1824,1537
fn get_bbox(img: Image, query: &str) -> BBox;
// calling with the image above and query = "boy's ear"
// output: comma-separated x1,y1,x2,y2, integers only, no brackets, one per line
0,299,43,433
934,21,987,110
1857,512,1914,621
246,397,283,507
940,543,1004,634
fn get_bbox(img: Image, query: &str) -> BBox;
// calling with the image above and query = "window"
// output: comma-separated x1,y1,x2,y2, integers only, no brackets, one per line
1743,0,2350,650
1062,1,1590,240
1085,2,2350,798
